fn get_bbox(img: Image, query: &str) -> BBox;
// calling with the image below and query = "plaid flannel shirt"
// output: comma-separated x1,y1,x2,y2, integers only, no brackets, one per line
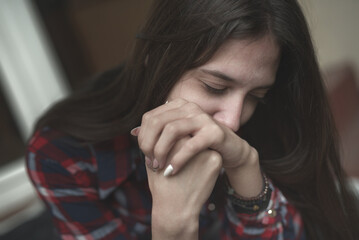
26,127,305,240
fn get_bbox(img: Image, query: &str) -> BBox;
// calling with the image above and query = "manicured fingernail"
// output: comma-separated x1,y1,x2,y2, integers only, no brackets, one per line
130,126,140,136
163,164,173,177
152,159,159,169
145,156,152,168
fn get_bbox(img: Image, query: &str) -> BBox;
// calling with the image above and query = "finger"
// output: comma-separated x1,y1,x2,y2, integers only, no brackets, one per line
132,99,185,138
164,144,223,178
138,101,202,161
142,98,187,121
138,99,187,157
155,113,223,174
161,136,189,176
167,125,225,175
131,101,176,136
153,117,202,167
130,126,141,136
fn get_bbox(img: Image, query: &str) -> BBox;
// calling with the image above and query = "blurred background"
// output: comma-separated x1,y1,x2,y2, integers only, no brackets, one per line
0,0,358,239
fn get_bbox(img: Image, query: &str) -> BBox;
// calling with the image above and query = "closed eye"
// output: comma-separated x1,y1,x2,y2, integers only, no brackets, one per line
252,95,267,104
248,93,269,104
203,83,228,95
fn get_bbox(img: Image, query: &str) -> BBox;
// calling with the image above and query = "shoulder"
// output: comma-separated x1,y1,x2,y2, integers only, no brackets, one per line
26,127,140,192
26,127,135,165
26,127,92,166
25,128,98,189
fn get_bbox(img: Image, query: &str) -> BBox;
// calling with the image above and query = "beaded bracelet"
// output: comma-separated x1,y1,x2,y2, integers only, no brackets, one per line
225,172,272,214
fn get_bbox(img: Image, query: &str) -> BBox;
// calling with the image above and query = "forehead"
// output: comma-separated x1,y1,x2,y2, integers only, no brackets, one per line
200,34,281,86
207,34,280,68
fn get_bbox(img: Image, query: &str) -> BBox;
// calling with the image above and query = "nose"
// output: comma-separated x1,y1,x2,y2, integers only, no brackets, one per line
212,96,243,132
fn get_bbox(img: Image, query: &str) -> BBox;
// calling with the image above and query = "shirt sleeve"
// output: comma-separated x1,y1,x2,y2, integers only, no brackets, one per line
220,180,306,239
25,128,146,240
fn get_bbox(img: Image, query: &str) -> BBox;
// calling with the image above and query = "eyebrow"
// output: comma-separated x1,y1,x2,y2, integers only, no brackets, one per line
201,69,236,82
200,69,274,90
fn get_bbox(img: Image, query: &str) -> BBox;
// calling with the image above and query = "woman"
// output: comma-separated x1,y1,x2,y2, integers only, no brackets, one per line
26,0,359,239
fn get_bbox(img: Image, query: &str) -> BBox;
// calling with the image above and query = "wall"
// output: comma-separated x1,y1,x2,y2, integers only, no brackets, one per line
299,0,359,75
299,0,359,177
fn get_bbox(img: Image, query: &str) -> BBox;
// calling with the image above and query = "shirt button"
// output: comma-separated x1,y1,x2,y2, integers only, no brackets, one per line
208,203,216,211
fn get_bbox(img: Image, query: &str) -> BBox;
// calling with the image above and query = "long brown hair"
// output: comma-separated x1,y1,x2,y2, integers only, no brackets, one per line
35,0,359,239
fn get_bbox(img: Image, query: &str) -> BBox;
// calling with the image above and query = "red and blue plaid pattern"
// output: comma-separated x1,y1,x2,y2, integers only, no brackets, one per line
26,127,305,239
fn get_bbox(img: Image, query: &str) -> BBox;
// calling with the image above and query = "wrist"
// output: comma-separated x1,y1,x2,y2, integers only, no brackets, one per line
224,150,263,199
225,148,260,180
223,145,259,173
224,172,271,213
151,208,199,240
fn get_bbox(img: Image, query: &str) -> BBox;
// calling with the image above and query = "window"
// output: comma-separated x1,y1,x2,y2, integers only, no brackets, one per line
0,78,24,167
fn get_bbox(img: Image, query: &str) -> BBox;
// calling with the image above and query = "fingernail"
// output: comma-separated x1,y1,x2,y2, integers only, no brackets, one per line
152,159,159,169
130,126,140,136
163,164,173,177
145,156,152,168
165,100,169,104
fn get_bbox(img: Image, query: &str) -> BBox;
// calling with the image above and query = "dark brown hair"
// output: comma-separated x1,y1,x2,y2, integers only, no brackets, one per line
35,0,359,239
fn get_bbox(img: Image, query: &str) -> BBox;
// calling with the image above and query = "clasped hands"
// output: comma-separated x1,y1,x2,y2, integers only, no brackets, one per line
131,98,255,173
131,98,260,239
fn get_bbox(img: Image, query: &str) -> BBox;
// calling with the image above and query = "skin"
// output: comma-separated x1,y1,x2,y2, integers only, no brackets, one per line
133,34,280,239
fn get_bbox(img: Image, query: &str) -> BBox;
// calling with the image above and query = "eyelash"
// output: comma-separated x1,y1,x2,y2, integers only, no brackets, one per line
204,84,227,95
202,82,268,104
249,94,267,104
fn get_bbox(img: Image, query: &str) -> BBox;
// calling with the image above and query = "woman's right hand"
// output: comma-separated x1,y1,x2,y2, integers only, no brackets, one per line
146,137,222,240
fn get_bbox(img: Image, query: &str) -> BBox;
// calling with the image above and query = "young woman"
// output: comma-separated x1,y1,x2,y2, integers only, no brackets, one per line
26,0,359,239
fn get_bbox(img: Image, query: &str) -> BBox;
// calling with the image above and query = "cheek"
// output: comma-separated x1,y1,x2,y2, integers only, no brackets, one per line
167,80,211,109
240,101,258,126
174,90,213,113
167,79,192,101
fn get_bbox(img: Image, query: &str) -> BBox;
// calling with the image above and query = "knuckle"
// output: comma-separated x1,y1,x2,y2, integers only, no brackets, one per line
137,133,143,143
185,102,199,112
197,113,211,123
210,124,221,134
142,112,151,122
207,151,222,170
172,98,187,106
149,116,161,128
177,98,187,104
164,122,178,135
249,147,258,161
153,146,165,160
185,140,199,154
138,141,151,155
207,124,225,142
137,137,144,148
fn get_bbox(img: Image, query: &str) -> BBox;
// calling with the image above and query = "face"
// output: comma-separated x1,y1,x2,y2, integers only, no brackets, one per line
167,34,280,132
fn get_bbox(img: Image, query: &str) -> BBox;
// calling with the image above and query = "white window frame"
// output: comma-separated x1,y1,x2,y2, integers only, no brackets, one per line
0,0,69,233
